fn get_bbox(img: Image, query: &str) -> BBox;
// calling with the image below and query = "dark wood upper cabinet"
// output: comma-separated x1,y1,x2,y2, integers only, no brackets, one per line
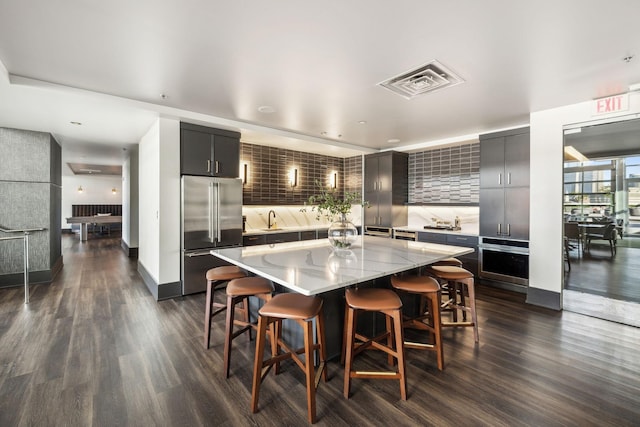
479,127,530,240
180,122,240,178
480,128,530,188
363,151,408,228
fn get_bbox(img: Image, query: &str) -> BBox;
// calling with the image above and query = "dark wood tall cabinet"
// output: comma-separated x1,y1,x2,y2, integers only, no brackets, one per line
363,151,408,229
479,127,530,240
180,122,240,178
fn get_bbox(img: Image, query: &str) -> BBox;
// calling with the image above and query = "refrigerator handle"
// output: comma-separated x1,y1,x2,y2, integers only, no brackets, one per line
215,183,222,242
208,182,215,243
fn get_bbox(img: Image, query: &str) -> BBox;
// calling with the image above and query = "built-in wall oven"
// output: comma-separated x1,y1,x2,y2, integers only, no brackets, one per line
479,237,529,287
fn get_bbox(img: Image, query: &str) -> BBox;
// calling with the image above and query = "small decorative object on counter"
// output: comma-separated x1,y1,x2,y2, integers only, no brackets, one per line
328,214,358,249
301,180,368,250
455,216,461,229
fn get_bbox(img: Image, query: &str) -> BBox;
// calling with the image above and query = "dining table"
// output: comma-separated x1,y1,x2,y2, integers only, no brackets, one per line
211,235,474,358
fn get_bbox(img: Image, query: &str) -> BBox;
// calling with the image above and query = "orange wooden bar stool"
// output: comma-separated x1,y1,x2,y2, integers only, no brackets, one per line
427,265,479,342
432,257,463,267
223,276,274,378
251,293,327,424
342,288,407,400
204,265,247,349
390,275,444,370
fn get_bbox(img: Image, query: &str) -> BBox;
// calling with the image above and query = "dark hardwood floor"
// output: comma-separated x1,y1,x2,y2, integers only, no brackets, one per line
1,234,639,426
564,236,640,303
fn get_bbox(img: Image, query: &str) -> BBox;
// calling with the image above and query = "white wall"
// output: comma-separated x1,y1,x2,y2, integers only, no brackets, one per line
138,117,180,286
158,118,180,284
529,93,640,298
61,173,122,228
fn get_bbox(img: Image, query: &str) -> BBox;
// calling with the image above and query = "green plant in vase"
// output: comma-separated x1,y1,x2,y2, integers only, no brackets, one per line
302,180,368,249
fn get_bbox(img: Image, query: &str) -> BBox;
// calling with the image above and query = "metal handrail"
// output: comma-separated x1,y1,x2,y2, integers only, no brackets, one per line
0,226,46,304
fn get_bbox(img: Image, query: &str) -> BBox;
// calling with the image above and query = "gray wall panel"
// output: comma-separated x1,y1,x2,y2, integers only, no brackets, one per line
0,127,51,183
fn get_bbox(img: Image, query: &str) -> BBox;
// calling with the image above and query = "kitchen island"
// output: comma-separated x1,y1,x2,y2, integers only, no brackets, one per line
212,235,474,358
211,235,473,295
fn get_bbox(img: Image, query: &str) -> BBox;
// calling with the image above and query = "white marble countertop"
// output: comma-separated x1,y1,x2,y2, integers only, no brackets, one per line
211,235,473,295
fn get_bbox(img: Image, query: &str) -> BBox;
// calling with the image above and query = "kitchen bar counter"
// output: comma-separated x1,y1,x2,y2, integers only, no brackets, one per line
211,235,473,295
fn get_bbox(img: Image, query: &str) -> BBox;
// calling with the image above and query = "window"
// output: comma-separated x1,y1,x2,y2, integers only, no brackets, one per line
563,160,615,217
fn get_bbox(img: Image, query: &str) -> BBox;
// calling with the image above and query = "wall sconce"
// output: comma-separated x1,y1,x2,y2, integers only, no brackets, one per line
112,188,117,194
329,171,338,189
77,186,83,193
241,163,248,185
288,168,298,187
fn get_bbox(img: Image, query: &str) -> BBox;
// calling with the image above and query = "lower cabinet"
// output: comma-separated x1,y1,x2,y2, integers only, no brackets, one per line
243,235,266,246
417,232,478,276
243,228,330,246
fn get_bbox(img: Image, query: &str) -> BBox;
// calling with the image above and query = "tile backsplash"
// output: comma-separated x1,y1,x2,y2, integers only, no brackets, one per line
241,142,362,205
409,143,480,204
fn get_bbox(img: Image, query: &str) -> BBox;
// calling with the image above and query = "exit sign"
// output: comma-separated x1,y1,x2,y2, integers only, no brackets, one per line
593,93,629,115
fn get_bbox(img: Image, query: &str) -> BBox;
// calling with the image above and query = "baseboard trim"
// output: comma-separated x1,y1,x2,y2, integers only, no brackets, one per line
120,240,139,259
137,261,181,301
526,287,561,310
0,256,63,288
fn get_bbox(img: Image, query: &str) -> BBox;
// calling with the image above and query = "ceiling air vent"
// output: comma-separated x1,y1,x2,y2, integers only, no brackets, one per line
378,60,464,99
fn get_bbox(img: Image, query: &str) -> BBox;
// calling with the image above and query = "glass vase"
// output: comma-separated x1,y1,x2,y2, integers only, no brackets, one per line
328,214,358,250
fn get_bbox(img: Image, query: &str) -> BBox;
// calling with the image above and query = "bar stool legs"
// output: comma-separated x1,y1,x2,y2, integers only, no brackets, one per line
343,288,407,400
390,275,444,370
223,277,275,378
204,266,247,349
428,265,479,343
251,293,327,424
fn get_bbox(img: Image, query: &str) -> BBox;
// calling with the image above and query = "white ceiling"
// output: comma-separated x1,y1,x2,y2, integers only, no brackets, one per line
1,0,640,167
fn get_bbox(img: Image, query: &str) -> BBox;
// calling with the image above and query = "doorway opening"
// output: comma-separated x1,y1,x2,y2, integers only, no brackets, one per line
562,117,640,326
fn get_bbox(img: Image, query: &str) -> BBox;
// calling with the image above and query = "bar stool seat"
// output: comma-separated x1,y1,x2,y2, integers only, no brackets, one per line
223,277,274,378
342,288,407,400
432,257,463,267
391,275,444,370
204,266,247,349
427,265,478,342
251,293,327,424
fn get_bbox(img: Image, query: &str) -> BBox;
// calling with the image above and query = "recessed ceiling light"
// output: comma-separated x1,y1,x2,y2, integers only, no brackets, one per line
388,138,400,143
358,121,367,125
257,105,276,113
70,121,82,126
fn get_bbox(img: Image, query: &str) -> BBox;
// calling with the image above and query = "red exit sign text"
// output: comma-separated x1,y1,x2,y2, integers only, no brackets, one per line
593,94,629,115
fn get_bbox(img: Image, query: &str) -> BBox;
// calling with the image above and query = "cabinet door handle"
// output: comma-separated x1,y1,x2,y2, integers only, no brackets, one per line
215,161,219,174
498,173,502,185
373,181,377,191
507,172,511,185
497,223,501,235
506,224,511,236
207,160,211,173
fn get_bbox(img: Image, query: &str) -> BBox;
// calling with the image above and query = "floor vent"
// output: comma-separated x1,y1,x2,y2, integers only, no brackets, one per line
378,60,464,99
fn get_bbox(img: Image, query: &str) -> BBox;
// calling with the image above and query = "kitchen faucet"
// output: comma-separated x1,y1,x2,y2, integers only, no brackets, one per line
268,210,276,229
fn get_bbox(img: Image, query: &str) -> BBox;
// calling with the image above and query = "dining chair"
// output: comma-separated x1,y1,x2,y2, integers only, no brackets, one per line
564,222,582,254
584,223,617,257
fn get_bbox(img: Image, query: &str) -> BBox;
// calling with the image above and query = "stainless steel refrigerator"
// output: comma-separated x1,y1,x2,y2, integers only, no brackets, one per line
181,176,242,295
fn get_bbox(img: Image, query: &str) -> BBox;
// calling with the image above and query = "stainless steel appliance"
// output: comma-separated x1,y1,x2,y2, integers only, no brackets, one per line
181,176,242,295
393,230,416,241
479,237,529,289
364,226,393,238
